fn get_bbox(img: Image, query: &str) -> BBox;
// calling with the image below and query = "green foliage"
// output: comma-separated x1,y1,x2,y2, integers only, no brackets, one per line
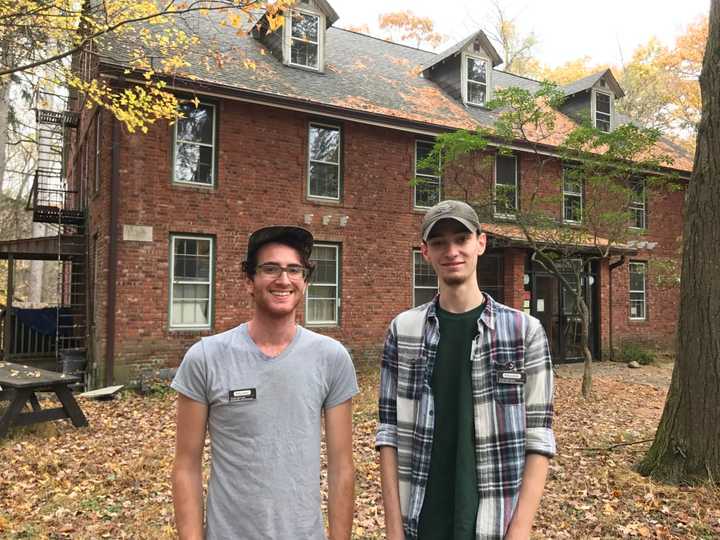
488,81,565,143
619,342,656,365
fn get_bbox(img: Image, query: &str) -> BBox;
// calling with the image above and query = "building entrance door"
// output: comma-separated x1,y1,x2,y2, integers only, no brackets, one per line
532,274,560,358
530,265,598,363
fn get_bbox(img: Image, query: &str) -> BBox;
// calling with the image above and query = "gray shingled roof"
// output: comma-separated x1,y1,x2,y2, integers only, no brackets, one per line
562,69,625,98
421,30,503,71
100,16,530,131
96,12,694,171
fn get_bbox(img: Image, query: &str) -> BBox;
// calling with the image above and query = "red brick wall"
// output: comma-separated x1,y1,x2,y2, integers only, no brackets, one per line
82,97,684,381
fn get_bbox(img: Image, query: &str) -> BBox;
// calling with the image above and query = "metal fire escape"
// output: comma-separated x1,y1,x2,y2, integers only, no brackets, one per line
28,92,87,375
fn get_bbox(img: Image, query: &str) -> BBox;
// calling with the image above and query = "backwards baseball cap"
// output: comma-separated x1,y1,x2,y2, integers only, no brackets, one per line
243,226,314,270
421,200,482,241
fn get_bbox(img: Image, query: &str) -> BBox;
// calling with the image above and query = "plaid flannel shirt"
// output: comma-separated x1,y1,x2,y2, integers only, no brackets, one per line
376,294,556,540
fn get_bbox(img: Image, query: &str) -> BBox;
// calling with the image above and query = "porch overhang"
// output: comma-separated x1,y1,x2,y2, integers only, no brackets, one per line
0,235,84,261
481,222,639,256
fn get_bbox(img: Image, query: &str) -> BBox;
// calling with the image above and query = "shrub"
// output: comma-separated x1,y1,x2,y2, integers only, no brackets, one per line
619,342,656,365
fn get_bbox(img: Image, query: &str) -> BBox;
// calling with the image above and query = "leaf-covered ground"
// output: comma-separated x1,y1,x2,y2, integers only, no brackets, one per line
1,360,718,539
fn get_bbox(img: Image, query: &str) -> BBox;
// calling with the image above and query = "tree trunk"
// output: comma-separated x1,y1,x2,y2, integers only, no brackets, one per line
578,296,593,399
638,0,720,483
0,78,11,193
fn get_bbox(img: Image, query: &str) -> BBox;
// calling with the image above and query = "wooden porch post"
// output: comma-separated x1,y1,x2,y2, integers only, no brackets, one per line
3,255,14,361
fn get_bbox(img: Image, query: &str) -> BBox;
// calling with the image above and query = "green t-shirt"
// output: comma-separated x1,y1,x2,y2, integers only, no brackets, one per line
417,302,485,540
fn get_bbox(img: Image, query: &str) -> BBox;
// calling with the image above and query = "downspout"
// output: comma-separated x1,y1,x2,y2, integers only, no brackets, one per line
608,255,627,361
105,117,120,386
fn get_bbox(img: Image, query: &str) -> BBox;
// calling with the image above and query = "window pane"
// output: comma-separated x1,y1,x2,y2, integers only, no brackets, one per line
309,126,340,163
496,185,516,213
291,40,318,67
563,172,582,194
496,155,517,186
630,299,645,319
307,245,338,324
177,104,213,144
309,162,339,198
564,195,582,221
414,288,437,307
415,178,440,207
312,260,337,284
291,12,319,41
175,143,213,184
596,93,611,114
174,239,211,281
630,266,645,291
415,142,438,176
309,284,336,299
307,298,336,322
596,116,611,132
414,253,437,287
468,82,486,105
631,208,644,229
467,58,487,83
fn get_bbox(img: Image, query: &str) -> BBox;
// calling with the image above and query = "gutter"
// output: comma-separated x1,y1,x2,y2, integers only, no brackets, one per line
105,117,120,386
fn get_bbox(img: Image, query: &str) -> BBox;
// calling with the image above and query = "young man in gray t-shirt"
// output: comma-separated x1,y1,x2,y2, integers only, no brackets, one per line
171,226,358,540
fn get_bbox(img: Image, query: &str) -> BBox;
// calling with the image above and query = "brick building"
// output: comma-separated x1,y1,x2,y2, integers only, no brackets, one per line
0,1,691,384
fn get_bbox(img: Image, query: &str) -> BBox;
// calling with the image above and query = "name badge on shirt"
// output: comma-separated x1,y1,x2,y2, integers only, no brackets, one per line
497,371,526,385
229,388,257,402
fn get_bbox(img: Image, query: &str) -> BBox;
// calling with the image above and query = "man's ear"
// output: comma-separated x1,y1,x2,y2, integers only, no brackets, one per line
477,232,487,257
420,241,431,262
244,276,255,298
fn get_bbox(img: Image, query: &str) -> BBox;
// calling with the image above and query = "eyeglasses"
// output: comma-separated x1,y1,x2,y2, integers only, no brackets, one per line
256,263,309,280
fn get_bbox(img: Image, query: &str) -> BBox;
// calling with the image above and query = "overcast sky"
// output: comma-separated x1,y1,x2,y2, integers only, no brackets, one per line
330,0,710,68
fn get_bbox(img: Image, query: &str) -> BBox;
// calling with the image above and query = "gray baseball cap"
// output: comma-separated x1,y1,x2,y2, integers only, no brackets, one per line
421,200,481,241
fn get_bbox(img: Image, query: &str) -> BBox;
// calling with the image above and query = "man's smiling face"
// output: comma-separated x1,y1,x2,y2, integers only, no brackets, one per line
421,219,486,287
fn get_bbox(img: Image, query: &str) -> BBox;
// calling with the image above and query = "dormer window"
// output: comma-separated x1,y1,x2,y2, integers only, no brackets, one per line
465,56,488,106
594,90,612,132
290,11,320,69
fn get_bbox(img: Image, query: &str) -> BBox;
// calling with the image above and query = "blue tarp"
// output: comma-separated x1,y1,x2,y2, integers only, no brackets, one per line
13,307,71,337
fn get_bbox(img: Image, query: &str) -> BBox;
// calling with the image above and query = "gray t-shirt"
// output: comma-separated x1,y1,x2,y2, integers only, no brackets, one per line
171,323,359,540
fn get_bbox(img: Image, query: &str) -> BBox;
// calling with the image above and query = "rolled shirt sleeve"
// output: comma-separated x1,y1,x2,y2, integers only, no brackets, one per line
523,318,556,458
376,325,399,449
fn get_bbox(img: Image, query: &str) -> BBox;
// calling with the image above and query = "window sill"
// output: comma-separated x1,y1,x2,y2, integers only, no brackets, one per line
287,62,324,74
169,326,213,334
307,196,342,206
172,181,216,191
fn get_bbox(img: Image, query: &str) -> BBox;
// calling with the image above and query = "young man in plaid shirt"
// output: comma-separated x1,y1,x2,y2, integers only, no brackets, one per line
377,200,556,540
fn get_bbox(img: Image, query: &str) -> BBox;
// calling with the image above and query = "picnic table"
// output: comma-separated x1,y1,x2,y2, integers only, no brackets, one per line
0,361,88,438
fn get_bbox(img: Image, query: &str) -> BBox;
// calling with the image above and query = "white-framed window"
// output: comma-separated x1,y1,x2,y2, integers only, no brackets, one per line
495,154,518,216
173,102,216,186
308,123,341,199
629,262,647,320
413,250,437,307
414,140,441,208
463,54,489,106
170,235,213,329
562,167,583,223
287,10,322,70
593,90,612,133
629,177,646,230
306,243,339,325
